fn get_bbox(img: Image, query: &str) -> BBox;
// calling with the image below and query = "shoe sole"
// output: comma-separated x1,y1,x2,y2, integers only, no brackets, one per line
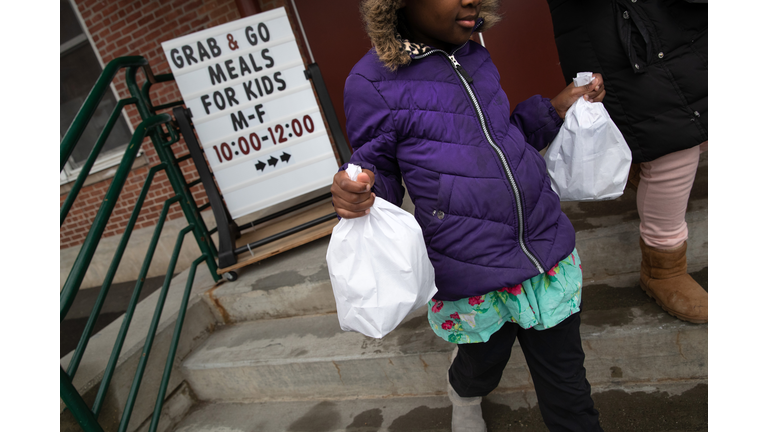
639,280,707,324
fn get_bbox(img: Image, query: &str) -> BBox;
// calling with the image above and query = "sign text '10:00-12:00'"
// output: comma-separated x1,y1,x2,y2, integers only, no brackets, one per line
210,114,315,164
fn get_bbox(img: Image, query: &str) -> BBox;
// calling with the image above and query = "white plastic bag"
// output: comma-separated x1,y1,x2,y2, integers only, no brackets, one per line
544,74,632,202
326,164,438,339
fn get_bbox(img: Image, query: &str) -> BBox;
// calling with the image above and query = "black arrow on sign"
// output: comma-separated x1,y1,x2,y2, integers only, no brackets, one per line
255,161,266,171
280,152,291,163
268,156,279,167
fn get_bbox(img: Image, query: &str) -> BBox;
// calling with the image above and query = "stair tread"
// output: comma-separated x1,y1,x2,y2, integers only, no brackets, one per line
182,307,449,370
179,153,708,402
179,274,707,403
186,272,707,370
171,381,708,432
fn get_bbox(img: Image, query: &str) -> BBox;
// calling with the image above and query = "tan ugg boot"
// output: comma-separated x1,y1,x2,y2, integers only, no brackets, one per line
639,239,708,323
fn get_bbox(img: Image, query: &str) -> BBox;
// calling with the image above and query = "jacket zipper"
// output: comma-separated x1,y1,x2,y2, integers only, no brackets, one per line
414,46,545,274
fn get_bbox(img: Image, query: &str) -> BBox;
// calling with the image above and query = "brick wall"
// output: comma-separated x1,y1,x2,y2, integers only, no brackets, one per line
61,0,285,250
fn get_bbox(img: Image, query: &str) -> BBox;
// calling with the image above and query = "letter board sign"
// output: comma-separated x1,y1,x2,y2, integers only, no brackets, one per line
162,7,337,219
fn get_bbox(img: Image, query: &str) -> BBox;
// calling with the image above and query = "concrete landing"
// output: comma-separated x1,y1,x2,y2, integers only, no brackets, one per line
180,271,707,403
171,381,707,432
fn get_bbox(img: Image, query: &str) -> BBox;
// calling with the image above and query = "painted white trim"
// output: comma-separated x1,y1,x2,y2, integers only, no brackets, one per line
67,0,135,136
60,147,145,186
61,0,138,184
60,33,88,55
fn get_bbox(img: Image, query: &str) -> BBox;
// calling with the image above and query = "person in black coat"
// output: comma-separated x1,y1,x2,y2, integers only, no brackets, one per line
547,0,708,323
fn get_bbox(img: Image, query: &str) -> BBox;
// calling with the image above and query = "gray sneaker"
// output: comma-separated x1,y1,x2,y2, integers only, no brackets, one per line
448,347,487,432
448,383,487,432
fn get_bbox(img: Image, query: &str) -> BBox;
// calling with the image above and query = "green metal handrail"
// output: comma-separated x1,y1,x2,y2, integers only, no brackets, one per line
60,57,221,432
60,113,172,322
60,97,137,227
125,65,220,280
148,255,207,431
61,367,103,432
118,224,195,432
66,163,166,378
92,195,180,416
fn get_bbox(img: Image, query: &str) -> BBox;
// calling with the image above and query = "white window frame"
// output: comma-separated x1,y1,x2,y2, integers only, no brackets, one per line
61,0,139,185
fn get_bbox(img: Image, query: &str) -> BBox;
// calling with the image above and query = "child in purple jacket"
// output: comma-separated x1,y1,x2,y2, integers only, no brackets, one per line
331,1,606,430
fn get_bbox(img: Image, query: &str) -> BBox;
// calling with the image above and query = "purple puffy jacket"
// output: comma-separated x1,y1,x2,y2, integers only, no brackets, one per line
342,41,576,301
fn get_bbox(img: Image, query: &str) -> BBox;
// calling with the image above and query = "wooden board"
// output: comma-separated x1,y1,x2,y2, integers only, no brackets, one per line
216,198,338,274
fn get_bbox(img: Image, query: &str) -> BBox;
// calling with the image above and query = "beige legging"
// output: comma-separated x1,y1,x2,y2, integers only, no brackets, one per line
637,142,707,250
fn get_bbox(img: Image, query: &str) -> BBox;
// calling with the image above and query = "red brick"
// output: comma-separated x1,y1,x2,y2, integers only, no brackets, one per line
112,46,130,58
122,22,139,34
210,6,228,20
177,23,192,34
143,28,163,42
182,0,203,13
137,13,155,26
159,19,180,34
115,34,133,48
92,1,108,15
125,9,143,24
102,3,119,18
79,6,93,20
104,31,124,44
90,19,107,35
154,4,173,17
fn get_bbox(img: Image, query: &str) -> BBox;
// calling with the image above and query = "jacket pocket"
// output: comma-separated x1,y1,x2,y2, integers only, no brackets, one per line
422,174,454,248
615,0,654,73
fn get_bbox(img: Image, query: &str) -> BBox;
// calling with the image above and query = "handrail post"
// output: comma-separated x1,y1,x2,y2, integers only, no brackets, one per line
61,368,105,432
125,66,221,282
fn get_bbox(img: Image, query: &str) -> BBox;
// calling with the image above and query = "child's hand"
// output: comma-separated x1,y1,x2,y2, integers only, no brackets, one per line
551,73,606,119
331,169,376,218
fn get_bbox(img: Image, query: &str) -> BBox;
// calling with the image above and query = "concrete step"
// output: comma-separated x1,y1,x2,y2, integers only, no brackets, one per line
170,154,708,429
200,207,707,324
171,380,707,432
203,153,707,324
180,273,707,403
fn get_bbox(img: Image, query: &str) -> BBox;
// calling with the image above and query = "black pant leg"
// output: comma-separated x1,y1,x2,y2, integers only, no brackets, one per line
516,313,603,432
448,320,519,398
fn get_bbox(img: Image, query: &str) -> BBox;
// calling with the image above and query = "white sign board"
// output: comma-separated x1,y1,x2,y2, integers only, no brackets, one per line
161,7,337,219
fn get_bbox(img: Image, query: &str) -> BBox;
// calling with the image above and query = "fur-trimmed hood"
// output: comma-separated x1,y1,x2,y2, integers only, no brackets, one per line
359,0,501,70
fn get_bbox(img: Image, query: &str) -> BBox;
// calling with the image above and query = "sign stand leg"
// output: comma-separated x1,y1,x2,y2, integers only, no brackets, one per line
173,107,240,269
304,63,351,164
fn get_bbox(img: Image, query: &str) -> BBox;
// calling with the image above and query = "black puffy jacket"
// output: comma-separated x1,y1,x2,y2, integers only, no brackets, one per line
547,0,707,163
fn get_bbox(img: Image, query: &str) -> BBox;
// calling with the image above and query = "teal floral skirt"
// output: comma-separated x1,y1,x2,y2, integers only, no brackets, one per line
428,249,583,344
